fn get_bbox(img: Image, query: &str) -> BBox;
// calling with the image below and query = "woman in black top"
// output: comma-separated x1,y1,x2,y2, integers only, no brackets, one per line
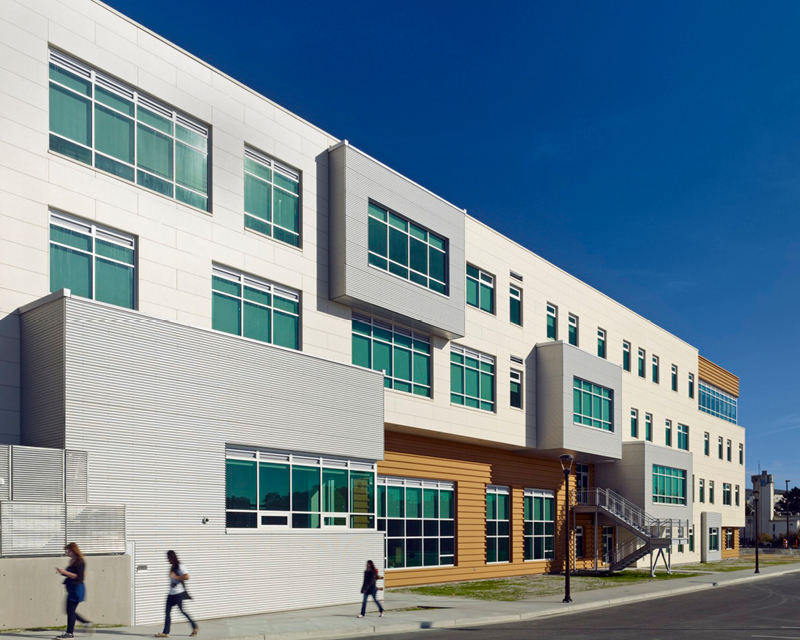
55,542,93,639
357,560,384,618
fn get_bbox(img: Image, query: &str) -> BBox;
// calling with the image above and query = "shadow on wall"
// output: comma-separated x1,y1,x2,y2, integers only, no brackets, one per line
0,311,20,445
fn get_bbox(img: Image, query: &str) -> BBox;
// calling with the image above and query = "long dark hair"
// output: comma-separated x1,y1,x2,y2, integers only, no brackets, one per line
366,560,377,575
167,550,180,573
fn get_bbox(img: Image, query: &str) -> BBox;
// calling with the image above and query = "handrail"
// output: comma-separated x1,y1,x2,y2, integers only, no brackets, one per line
610,537,644,565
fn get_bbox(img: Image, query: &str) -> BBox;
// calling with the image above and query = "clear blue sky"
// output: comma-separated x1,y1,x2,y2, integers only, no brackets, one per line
105,0,800,487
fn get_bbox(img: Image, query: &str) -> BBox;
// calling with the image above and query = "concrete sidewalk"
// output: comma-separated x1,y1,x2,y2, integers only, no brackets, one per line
7,563,800,640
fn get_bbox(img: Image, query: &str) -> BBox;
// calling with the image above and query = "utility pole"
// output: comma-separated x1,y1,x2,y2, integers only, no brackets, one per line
787,480,791,544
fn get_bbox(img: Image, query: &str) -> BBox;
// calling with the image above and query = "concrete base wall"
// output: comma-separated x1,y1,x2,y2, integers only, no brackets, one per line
0,555,131,631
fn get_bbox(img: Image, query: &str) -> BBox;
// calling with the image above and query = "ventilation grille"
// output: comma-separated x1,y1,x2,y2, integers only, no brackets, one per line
0,502,66,556
66,504,126,554
510,270,523,282
0,445,9,501
12,446,63,502
65,450,88,503
510,355,524,364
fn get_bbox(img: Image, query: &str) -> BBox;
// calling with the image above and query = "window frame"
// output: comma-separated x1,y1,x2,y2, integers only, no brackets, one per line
573,377,614,432
244,146,301,248
652,355,660,384
723,483,732,506
466,264,495,314
699,478,705,503
524,488,556,562
509,285,522,326
352,312,432,398
622,341,631,372
631,408,639,438
367,201,449,295
652,465,687,505
486,485,511,564
704,432,710,456
709,527,719,552
735,484,740,506
211,264,301,350
718,436,724,459
450,345,495,412
671,365,678,392
48,49,211,211
225,448,377,531
665,419,672,447
49,210,137,310
677,424,689,451
378,476,455,570
546,304,558,340
688,372,695,399
699,379,738,424
709,480,715,504
638,349,646,378
597,328,606,359
645,413,653,442
726,439,732,462
510,368,523,410
739,443,744,465
568,314,579,346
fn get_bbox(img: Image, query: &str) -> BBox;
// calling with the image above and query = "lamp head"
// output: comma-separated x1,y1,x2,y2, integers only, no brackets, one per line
753,489,760,500
559,453,574,473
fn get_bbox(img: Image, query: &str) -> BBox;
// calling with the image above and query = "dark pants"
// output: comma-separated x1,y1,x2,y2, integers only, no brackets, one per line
360,586,383,616
164,594,196,634
66,599,89,634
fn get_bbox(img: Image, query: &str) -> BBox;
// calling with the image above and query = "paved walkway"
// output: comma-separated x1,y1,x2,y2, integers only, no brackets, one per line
8,563,800,640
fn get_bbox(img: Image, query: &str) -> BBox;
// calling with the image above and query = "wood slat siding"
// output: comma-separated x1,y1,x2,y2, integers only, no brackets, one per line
380,431,580,587
722,528,740,559
698,356,739,398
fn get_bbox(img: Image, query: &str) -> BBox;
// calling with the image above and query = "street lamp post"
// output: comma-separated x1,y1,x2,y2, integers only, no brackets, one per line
753,489,760,574
786,480,791,546
559,453,574,603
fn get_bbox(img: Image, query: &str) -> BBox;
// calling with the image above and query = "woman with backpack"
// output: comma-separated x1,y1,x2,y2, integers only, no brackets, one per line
357,560,384,618
55,542,94,639
155,550,198,638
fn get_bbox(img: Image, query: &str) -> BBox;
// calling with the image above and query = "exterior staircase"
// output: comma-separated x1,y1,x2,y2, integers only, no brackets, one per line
574,487,689,573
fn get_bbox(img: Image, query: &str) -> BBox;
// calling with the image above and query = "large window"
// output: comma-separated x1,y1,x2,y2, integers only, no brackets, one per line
352,313,431,397
652,465,687,505
568,314,579,346
573,378,613,431
211,265,300,350
510,286,522,326
547,304,558,339
451,346,495,412
487,485,510,563
699,380,738,424
244,147,300,247
466,265,494,313
723,483,732,506
48,49,209,211
368,202,447,294
510,369,523,409
597,329,606,359
524,489,555,561
225,448,376,529
49,211,136,309
378,477,455,569
677,424,689,451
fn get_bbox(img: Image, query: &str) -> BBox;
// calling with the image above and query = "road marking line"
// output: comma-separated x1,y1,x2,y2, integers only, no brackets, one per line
752,636,800,639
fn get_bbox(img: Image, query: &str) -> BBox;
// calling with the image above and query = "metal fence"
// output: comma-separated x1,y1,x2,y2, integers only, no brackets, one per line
0,501,125,556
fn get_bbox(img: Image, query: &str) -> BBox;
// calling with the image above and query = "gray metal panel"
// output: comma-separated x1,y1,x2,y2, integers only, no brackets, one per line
11,446,64,502
37,297,386,624
535,341,623,459
66,450,88,503
20,298,66,449
0,445,8,501
701,511,722,562
328,143,466,338
0,502,65,556
66,504,125,554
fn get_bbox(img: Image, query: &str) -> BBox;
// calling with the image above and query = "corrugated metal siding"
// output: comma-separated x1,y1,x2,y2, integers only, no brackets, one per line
20,298,66,448
47,297,385,624
0,445,9,501
66,450,88,502
328,144,466,339
11,446,64,502
0,502,65,556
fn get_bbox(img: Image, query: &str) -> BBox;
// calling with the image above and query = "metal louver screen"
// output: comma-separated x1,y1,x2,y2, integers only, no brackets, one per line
66,504,126,554
0,445,9,501
12,446,64,502
0,502,65,556
65,450,88,502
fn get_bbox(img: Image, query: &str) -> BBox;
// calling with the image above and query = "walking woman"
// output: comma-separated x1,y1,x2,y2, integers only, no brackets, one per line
357,560,384,618
155,551,198,638
55,542,93,639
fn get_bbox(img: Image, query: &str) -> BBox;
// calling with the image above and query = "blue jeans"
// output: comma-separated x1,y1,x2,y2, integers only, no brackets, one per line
360,586,383,615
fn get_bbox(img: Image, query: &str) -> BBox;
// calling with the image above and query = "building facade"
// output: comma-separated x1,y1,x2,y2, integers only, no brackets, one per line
0,0,745,626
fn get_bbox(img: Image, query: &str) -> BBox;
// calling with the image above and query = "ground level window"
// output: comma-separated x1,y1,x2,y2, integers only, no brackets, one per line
725,528,734,550
487,485,510,563
377,477,455,569
709,527,719,551
225,448,375,530
524,489,555,561
575,526,584,559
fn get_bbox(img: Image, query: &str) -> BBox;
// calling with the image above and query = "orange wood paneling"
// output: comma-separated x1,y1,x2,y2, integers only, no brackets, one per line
698,356,739,397
722,527,740,558
379,431,585,587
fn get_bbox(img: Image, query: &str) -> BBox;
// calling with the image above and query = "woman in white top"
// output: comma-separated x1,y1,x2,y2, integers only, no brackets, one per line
154,551,198,638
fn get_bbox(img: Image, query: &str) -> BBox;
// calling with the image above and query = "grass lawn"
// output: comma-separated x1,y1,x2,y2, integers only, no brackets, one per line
391,569,700,601
677,556,800,572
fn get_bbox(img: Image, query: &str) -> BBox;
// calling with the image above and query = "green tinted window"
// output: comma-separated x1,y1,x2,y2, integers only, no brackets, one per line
244,150,300,247
466,265,494,313
451,347,495,412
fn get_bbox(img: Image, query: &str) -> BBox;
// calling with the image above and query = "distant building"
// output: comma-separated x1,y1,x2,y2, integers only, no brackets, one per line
743,472,800,543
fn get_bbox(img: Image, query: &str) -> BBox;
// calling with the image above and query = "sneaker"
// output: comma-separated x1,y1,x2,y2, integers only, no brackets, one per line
154,634,169,638
380,611,385,617
55,634,74,639
190,626,199,637
357,614,364,618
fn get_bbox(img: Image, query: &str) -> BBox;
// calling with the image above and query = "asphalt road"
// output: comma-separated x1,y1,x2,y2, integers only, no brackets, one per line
380,574,800,640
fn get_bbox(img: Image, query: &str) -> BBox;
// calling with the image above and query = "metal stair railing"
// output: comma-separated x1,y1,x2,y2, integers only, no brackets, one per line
609,537,648,567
